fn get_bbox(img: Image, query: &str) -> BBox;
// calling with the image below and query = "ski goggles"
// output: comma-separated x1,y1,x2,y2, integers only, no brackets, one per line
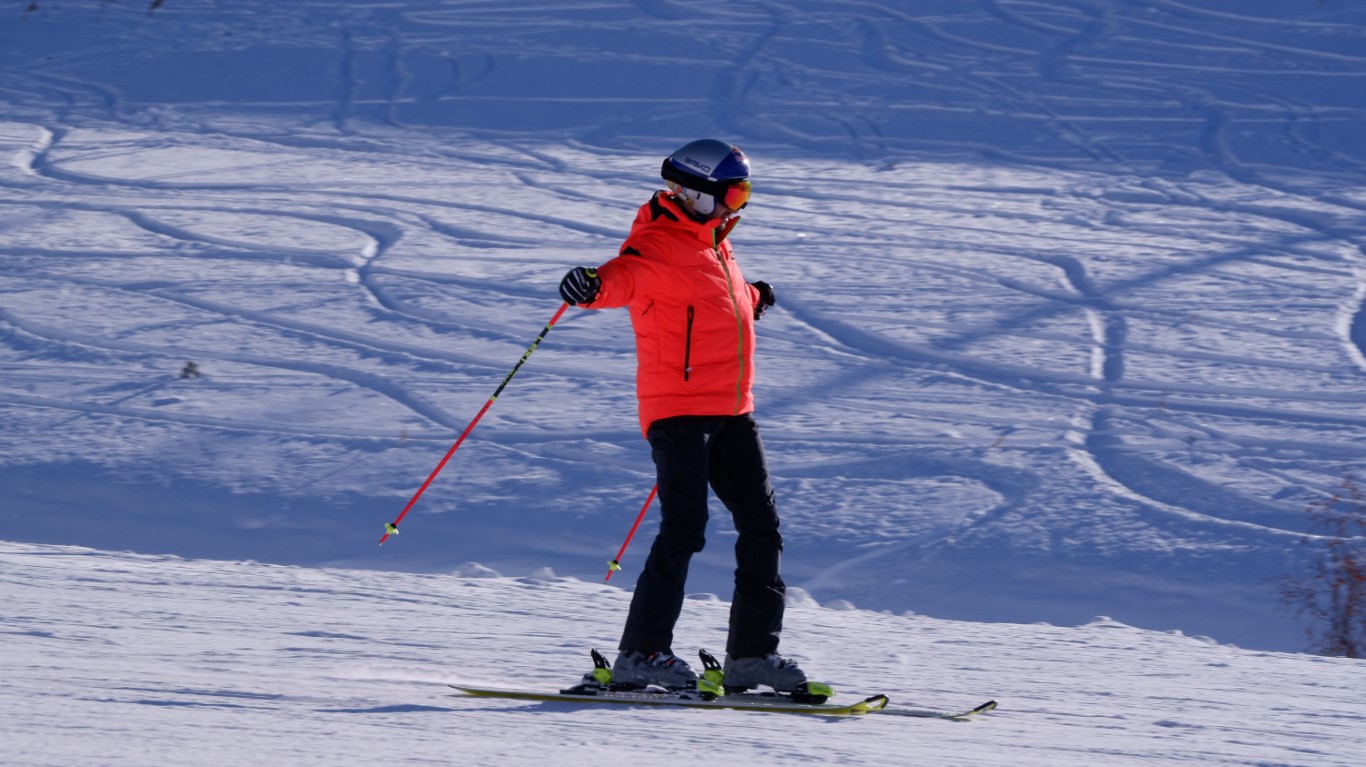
719,179,751,210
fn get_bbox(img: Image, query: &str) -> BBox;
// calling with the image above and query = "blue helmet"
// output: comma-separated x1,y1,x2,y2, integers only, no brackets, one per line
660,139,751,215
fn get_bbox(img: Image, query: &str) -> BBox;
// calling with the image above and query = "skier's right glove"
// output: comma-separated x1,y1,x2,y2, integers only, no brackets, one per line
559,267,601,306
750,280,775,320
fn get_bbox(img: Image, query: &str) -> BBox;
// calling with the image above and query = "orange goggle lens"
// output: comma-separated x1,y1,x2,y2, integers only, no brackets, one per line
721,179,751,210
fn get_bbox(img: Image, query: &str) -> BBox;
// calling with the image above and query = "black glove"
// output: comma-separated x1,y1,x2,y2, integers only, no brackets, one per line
751,280,775,320
559,267,601,306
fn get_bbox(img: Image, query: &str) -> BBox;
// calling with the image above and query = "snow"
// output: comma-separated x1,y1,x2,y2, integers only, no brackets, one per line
6,542,1365,766
2,1,1365,764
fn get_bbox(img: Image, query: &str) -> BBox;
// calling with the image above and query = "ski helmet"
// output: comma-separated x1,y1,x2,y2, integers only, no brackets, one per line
660,139,751,216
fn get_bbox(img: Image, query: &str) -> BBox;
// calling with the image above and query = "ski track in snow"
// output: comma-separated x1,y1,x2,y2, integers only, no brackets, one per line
2,0,1365,657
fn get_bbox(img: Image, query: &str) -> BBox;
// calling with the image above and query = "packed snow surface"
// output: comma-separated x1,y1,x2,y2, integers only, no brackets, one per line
5,541,1365,766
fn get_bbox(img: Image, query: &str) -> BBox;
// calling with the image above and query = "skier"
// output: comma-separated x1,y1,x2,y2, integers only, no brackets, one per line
558,139,808,693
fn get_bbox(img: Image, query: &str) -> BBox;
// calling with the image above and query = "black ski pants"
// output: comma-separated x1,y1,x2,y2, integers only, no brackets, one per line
619,413,786,659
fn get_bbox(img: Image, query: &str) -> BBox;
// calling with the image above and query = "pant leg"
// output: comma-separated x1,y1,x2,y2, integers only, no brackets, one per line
619,416,711,654
709,414,786,658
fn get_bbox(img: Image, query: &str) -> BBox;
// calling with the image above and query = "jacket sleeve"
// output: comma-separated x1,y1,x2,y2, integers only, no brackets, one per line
581,239,661,310
744,281,760,307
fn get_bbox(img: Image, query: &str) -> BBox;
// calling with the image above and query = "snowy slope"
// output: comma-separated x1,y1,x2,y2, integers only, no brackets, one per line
6,540,1365,767
2,1,1366,761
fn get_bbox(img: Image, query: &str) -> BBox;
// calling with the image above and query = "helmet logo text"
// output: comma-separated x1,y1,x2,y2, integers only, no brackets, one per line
682,156,712,174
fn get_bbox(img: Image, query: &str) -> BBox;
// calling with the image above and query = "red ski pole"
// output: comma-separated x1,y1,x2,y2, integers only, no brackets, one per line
380,302,570,545
604,483,658,582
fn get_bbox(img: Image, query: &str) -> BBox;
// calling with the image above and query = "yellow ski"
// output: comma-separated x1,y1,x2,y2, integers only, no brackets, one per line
450,684,891,717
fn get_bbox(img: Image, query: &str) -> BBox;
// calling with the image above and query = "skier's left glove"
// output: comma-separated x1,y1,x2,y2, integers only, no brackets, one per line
559,267,602,306
751,281,775,320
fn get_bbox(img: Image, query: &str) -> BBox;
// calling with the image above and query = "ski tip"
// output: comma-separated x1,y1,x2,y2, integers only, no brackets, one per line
946,700,998,720
856,694,890,713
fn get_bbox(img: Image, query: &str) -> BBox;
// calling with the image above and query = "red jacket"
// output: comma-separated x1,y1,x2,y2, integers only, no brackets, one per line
584,191,762,436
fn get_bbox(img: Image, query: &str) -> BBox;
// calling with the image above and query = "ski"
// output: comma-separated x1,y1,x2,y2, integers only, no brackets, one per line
449,683,892,716
448,648,997,719
881,698,998,720
449,684,996,719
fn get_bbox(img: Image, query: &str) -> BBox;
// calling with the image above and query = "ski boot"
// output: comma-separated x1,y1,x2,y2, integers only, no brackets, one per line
715,650,833,703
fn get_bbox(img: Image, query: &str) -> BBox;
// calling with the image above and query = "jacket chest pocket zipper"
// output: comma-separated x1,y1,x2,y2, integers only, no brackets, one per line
684,305,695,381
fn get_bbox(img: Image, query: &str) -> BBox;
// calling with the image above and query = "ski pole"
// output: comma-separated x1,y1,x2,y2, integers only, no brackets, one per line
604,483,658,582
380,302,570,545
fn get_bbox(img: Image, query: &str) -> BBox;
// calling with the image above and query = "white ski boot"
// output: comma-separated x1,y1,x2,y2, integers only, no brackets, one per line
722,652,809,693
611,650,699,690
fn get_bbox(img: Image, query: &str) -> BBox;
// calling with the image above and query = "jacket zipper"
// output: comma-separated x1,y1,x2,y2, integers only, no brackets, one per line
684,305,694,381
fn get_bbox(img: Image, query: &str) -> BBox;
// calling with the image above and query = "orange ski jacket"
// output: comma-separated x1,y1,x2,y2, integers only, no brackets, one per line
583,191,762,436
